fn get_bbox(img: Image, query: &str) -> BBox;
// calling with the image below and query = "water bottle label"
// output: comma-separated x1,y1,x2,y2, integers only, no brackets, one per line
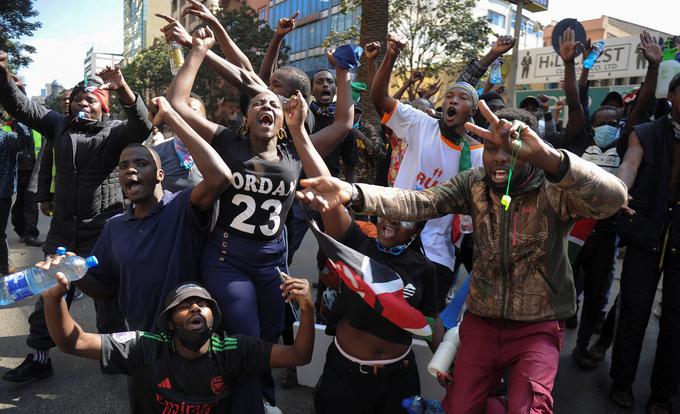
6,275,32,301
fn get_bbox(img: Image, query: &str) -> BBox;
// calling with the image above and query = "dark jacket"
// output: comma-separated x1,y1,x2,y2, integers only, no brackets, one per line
0,80,152,254
354,151,627,322
618,116,677,252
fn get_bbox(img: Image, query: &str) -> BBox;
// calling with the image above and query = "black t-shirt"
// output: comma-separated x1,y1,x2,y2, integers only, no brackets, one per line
211,126,302,240
101,331,272,414
328,222,438,345
311,106,358,178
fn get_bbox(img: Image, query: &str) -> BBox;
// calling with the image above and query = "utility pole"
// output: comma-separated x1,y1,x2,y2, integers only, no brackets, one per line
507,0,524,108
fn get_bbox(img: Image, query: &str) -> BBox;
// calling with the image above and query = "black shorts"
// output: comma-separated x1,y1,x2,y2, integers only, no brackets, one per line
314,341,420,414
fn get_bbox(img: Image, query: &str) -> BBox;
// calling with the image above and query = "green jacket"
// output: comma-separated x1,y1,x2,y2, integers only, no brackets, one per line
354,150,627,322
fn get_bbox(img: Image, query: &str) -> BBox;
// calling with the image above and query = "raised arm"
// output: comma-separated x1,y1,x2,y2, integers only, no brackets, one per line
259,11,299,84
458,36,515,87
270,275,314,368
558,28,586,140
158,14,267,101
182,0,254,72
151,97,231,211
308,51,354,157
41,256,103,361
538,95,556,134
285,91,352,239
165,27,223,143
622,31,662,151
393,70,423,101
371,32,406,115
0,52,62,136
97,65,152,144
363,41,381,93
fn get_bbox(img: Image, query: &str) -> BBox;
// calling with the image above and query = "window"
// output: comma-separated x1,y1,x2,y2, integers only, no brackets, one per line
487,10,506,28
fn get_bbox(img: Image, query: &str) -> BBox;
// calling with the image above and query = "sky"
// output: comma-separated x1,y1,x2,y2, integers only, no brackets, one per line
17,0,123,97
14,0,678,98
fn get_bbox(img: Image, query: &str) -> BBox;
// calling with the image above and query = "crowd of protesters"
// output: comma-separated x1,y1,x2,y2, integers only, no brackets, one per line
0,1,678,413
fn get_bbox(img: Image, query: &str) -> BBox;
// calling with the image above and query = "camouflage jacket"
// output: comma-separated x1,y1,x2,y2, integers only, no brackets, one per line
354,150,627,322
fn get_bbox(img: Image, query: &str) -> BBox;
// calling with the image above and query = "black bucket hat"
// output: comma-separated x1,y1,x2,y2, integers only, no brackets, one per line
156,283,222,331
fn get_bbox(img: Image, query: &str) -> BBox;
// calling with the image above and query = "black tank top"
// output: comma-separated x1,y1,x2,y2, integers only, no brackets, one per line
211,126,302,240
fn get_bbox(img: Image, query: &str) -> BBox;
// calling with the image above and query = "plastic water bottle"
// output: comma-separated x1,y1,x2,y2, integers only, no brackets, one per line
655,39,680,99
403,396,425,414
489,58,502,84
424,401,445,414
167,41,185,76
427,326,461,376
0,255,98,306
583,40,605,69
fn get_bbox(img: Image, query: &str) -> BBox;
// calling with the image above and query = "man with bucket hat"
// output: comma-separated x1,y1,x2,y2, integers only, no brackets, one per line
39,253,316,414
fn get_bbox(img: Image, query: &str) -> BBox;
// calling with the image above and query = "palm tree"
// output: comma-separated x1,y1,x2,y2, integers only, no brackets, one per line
357,0,388,128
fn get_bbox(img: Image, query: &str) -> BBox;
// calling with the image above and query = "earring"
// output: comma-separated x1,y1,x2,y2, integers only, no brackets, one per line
277,127,288,142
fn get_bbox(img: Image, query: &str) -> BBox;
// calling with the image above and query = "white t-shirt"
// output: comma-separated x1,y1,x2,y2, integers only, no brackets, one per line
384,101,483,270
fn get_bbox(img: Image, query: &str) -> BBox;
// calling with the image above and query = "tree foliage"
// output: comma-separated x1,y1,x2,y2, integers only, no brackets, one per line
120,2,286,120
121,43,173,100
0,0,41,69
390,0,491,82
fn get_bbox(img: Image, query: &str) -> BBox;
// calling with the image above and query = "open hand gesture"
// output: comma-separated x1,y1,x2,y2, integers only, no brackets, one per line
283,90,308,131
97,65,126,90
157,13,192,47
39,252,76,300
277,11,299,37
182,0,217,24
364,41,381,60
296,176,353,213
639,31,662,66
464,100,545,164
491,36,516,57
420,80,442,99
559,27,583,63
537,94,551,111
386,32,407,56
192,27,215,50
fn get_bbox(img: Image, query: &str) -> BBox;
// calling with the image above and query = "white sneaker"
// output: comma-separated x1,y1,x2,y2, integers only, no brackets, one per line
263,401,283,414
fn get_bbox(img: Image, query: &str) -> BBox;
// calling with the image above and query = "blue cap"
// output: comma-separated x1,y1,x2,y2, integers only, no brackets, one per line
56,247,67,256
85,256,99,268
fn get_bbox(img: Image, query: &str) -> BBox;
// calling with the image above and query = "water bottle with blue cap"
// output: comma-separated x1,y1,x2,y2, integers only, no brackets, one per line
0,254,98,306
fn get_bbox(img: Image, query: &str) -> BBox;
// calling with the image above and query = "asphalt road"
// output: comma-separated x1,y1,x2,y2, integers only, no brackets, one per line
0,213,676,413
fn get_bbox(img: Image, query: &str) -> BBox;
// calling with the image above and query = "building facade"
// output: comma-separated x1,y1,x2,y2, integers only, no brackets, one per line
123,0,172,61
84,47,124,78
171,0,224,33
245,0,360,75
475,0,545,50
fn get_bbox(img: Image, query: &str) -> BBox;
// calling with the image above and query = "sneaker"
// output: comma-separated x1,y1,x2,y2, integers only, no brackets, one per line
263,400,283,414
647,396,673,414
281,367,298,389
589,338,611,362
572,346,596,370
2,354,53,382
610,384,634,409
21,237,43,247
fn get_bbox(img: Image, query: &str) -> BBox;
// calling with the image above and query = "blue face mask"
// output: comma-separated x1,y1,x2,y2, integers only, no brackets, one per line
593,125,619,148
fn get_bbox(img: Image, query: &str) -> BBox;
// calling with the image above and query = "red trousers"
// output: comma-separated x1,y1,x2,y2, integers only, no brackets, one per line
442,313,565,414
